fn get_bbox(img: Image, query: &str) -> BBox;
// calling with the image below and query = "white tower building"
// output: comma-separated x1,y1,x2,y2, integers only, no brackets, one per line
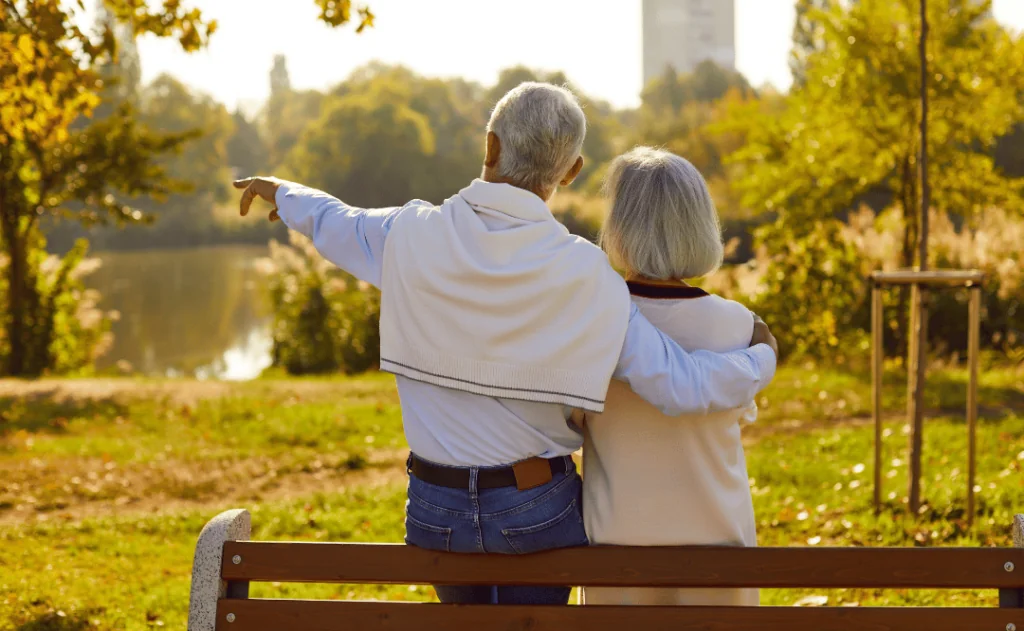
642,0,737,85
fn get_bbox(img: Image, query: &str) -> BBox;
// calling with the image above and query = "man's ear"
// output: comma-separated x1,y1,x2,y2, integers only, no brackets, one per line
560,156,585,186
484,131,501,168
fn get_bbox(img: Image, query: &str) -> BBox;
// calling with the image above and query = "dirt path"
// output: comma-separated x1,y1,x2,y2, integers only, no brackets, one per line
0,450,409,526
0,377,396,406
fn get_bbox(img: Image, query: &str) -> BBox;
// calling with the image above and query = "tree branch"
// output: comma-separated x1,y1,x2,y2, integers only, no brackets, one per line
0,0,33,34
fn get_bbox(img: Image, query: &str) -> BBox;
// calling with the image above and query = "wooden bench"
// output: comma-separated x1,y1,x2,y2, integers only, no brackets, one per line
188,508,1024,631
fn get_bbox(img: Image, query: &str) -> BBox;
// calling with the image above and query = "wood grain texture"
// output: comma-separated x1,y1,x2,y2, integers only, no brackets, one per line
871,270,985,286
872,285,884,513
221,542,1024,588
214,599,1023,631
967,287,982,526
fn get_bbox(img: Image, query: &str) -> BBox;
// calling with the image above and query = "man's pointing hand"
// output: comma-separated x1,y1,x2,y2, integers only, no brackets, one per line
233,177,284,222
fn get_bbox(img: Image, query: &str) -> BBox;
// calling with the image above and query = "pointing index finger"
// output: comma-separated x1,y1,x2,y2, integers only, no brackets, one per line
232,178,254,190
239,184,257,216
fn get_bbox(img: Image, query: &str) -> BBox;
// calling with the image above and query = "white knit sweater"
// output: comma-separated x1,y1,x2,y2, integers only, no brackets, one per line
378,179,631,412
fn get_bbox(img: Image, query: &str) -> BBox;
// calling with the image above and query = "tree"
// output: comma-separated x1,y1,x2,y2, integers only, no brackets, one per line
262,55,327,169
720,0,1024,360
92,0,142,117
0,1,211,375
730,0,1023,261
118,74,237,246
331,64,485,202
284,90,436,207
227,109,269,178
790,0,835,87
634,62,762,218
640,60,752,113
0,0,373,376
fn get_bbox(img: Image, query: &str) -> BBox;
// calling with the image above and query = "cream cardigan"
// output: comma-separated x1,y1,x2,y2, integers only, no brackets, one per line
378,179,631,413
582,286,759,607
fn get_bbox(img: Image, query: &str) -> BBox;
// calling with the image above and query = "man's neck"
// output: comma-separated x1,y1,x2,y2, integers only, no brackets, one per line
481,174,553,202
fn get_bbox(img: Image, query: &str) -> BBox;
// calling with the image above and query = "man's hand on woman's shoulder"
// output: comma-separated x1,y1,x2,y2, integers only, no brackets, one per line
750,316,779,359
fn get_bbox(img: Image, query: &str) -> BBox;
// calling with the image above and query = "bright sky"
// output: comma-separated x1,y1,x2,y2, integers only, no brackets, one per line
134,0,1024,114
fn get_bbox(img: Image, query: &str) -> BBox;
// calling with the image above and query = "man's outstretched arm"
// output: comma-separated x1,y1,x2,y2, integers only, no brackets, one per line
234,177,399,288
613,304,777,416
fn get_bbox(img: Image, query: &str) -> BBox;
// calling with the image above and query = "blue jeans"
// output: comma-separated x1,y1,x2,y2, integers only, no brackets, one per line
403,454,588,605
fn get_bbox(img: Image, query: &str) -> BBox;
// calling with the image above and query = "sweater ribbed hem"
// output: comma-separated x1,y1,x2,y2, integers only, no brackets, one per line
380,356,609,413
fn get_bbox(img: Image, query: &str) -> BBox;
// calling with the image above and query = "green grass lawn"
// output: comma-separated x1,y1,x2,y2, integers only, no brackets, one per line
0,374,405,516
1,365,1022,629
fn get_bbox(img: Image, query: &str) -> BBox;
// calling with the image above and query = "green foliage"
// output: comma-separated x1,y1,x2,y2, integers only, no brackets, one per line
727,0,1024,237
0,233,111,376
37,240,112,375
789,0,835,88
285,87,437,207
747,218,868,360
92,73,244,248
0,0,376,376
710,0,1024,360
262,233,380,375
641,59,753,113
709,205,1024,362
0,2,210,375
266,91,326,169
332,64,487,201
629,60,771,220
226,110,269,178
276,63,621,206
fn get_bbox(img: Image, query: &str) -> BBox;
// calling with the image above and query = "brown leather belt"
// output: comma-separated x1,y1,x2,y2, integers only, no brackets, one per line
408,454,571,490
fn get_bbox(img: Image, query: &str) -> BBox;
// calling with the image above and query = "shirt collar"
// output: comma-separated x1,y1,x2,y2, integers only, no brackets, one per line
626,280,710,300
457,179,554,223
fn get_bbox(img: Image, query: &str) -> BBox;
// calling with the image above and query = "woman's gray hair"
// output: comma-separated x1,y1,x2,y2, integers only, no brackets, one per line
600,147,724,280
487,82,586,193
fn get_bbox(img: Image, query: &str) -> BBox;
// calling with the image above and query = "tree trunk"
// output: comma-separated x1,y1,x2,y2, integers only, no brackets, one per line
896,154,917,356
0,192,47,377
907,0,931,515
0,211,29,377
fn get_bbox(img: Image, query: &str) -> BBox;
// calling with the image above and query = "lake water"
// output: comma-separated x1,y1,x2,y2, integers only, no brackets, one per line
87,246,274,380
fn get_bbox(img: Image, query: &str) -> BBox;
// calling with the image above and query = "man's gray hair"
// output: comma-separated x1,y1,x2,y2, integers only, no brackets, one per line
600,147,724,280
487,82,586,192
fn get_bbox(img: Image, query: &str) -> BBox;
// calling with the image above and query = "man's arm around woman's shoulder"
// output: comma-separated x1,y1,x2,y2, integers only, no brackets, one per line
613,304,778,417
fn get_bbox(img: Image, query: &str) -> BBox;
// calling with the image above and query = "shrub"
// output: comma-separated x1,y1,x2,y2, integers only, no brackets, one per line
708,206,1024,364
259,232,380,375
0,236,112,376
707,217,868,363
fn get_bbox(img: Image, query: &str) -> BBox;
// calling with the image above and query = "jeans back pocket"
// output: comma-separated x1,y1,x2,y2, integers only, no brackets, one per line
501,499,589,554
405,513,453,553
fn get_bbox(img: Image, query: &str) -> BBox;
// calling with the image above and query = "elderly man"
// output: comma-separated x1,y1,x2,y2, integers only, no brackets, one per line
235,82,778,606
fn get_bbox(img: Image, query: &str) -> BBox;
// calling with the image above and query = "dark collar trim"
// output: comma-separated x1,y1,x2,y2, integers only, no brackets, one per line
626,281,710,300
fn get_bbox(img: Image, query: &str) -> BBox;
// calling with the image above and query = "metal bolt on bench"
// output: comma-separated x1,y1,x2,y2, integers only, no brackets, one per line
189,509,1024,631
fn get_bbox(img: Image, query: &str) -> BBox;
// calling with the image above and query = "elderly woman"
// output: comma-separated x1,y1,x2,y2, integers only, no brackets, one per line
580,147,760,607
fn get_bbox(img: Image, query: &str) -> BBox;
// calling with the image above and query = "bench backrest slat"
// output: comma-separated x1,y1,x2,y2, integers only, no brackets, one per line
221,541,1024,589
214,599,1024,631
